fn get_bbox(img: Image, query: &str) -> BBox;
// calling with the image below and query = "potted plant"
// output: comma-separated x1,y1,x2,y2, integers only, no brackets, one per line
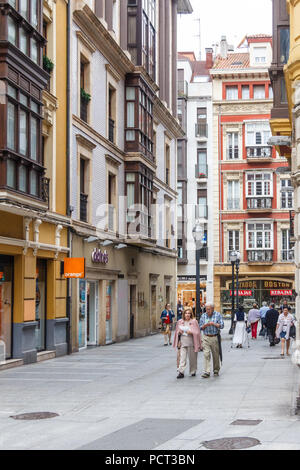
81,88,91,103
43,55,54,74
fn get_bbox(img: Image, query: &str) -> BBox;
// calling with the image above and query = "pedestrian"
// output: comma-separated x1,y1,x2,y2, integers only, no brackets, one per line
191,298,196,317
160,304,175,346
247,303,261,339
265,303,279,347
232,305,249,349
276,307,295,356
173,308,202,379
177,300,184,321
199,302,224,378
259,301,269,337
280,299,292,313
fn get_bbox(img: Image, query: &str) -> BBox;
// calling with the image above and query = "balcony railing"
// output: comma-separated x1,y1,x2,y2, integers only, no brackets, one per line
195,164,208,178
199,247,208,261
247,197,272,209
108,205,115,231
195,123,208,138
80,193,88,222
247,250,273,262
227,199,240,210
281,249,294,262
178,80,188,98
109,118,115,143
195,205,208,219
246,146,272,158
80,98,88,123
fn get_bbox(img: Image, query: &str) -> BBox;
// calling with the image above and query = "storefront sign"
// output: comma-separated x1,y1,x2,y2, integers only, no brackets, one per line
64,258,85,279
91,248,109,265
230,290,253,297
178,276,207,282
270,290,293,296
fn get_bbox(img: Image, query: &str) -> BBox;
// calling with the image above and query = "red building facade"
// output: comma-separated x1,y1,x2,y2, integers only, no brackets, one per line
211,35,295,314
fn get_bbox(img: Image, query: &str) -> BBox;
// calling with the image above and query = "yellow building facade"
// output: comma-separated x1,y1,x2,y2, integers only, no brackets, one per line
0,0,70,367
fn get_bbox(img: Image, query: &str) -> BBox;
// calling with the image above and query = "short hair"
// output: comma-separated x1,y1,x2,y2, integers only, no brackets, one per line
262,301,267,307
253,303,258,309
183,308,194,320
270,303,275,309
205,302,214,309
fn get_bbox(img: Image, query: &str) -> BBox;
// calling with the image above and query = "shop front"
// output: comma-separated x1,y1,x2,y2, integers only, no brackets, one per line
0,256,13,361
221,278,296,315
177,275,207,309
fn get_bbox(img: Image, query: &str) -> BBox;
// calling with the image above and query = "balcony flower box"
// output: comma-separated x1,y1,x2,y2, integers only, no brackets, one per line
43,55,54,74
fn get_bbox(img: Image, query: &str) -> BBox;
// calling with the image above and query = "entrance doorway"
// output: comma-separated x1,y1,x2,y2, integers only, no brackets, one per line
35,259,47,352
151,285,157,332
87,281,98,346
0,256,13,360
130,285,136,339
106,281,113,344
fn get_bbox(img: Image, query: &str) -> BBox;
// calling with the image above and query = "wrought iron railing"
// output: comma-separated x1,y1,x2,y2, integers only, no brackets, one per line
195,123,208,138
195,164,208,178
247,250,273,262
281,249,294,262
80,193,88,222
109,118,115,143
247,197,272,209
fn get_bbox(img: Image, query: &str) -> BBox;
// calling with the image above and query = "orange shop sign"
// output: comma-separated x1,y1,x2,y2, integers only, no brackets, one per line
64,258,85,279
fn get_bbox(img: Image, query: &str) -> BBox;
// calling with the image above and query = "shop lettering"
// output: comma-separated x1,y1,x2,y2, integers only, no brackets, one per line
270,290,293,296
264,281,292,289
230,290,253,297
91,249,109,265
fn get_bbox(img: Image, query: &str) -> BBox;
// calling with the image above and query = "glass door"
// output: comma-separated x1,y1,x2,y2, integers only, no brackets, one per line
35,259,47,351
87,281,98,346
79,280,87,349
106,282,113,344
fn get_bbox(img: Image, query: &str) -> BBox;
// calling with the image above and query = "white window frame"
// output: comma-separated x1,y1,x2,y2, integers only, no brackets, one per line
246,222,273,250
228,230,240,252
245,121,271,147
227,132,239,159
281,179,294,209
227,180,240,209
246,172,273,198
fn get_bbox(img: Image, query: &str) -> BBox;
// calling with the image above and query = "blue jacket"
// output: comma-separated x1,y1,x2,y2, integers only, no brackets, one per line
161,309,175,324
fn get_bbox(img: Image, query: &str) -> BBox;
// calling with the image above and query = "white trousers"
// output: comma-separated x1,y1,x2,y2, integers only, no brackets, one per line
178,346,198,375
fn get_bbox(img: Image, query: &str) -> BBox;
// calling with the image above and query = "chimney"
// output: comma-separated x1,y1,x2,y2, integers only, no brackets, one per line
220,35,228,59
205,48,213,69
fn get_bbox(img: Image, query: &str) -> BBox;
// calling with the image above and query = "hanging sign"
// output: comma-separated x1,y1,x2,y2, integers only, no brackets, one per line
270,290,293,296
64,258,85,279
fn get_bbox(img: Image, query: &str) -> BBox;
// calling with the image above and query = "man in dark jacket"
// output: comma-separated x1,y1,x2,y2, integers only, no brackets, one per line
265,303,279,346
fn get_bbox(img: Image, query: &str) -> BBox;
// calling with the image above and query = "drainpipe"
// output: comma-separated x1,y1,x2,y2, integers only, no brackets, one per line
66,0,72,354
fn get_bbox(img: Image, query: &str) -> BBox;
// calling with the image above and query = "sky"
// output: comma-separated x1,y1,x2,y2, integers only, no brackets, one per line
178,0,272,59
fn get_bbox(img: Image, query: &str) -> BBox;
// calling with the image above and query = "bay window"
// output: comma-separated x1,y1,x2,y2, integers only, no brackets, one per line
246,121,272,158
247,222,273,261
246,172,273,209
125,75,154,161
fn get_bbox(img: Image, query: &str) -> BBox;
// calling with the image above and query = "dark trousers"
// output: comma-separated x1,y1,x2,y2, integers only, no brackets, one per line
267,327,276,345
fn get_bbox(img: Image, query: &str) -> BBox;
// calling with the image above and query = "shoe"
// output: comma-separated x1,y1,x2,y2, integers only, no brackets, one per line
214,372,219,377
164,344,168,346
191,373,196,377
201,373,210,378
177,372,184,379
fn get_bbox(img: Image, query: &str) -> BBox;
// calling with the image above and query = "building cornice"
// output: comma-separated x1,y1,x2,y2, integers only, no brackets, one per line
154,97,185,139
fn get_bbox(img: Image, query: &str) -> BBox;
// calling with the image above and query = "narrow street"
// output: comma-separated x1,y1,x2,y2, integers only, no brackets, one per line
0,323,299,451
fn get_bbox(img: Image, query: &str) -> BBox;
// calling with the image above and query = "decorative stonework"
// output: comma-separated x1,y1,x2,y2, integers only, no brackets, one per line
42,90,58,135
43,0,55,23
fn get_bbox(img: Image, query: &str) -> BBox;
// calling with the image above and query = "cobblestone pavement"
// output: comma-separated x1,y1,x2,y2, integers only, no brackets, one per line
0,323,299,450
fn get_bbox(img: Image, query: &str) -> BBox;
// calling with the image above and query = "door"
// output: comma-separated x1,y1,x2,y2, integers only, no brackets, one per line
106,282,113,344
87,281,97,346
79,279,87,349
0,257,13,360
130,285,136,339
151,285,157,332
35,259,47,351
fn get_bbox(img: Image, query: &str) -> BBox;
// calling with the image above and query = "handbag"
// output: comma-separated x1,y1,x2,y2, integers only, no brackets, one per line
289,324,296,339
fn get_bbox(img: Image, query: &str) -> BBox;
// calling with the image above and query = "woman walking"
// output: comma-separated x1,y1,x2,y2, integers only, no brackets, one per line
276,307,295,356
173,308,202,379
247,303,261,339
232,305,249,348
160,304,175,346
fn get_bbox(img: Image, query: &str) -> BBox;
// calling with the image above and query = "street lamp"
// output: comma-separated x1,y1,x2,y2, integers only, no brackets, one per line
192,222,205,321
229,250,241,334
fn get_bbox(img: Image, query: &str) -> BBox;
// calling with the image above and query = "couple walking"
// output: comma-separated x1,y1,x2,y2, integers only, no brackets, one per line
173,303,224,379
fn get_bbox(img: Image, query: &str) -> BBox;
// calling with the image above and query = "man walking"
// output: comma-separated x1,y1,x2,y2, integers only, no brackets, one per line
259,301,269,337
199,302,224,378
265,303,279,346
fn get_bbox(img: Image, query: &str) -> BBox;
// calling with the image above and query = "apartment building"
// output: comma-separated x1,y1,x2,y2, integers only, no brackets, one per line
69,0,191,350
0,0,70,366
177,50,214,307
211,35,295,315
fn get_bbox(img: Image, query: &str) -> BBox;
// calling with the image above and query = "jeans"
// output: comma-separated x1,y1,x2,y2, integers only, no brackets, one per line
267,327,276,345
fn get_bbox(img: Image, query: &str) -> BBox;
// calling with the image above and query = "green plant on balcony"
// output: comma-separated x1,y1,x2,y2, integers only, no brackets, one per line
43,55,54,74
81,88,91,103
